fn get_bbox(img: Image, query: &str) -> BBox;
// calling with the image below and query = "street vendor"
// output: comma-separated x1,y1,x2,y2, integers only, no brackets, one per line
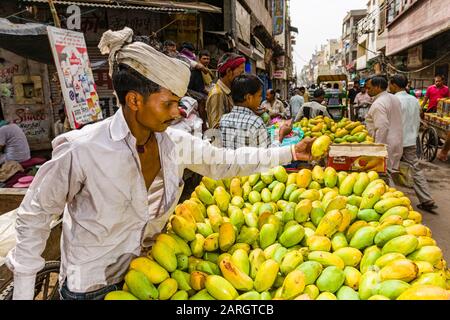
261,89,288,119
6,27,315,300
294,88,331,121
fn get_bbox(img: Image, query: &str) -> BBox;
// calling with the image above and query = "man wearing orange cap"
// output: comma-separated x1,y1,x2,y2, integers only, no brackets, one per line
206,53,246,129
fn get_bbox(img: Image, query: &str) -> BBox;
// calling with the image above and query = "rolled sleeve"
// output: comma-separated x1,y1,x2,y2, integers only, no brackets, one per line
171,129,292,179
6,137,84,299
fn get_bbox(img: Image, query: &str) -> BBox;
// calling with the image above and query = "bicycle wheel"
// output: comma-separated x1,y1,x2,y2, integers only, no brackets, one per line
0,261,60,300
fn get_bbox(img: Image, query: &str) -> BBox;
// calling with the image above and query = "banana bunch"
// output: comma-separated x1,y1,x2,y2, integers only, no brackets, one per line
293,116,374,144
106,166,450,301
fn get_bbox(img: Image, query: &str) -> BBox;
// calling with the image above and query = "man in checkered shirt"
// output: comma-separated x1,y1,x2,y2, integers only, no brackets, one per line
220,74,290,149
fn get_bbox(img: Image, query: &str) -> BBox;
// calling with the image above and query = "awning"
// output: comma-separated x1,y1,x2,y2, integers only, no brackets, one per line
22,0,222,13
0,18,52,64
317,74,348,84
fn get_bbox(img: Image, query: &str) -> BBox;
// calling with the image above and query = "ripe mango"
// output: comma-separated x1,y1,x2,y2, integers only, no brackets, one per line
397,284,450,300
129,257,169,285
308,251,345,270
271,182,286,202
279,270,306,300
333,247,363,267
357,209,381,222
190,234,205,258
170,215,196,242
331,232,349,251
407,246,443,266
206,205,223,233
152,241,178,272
259,223,278,249
416,236,436,249
382,234,419,256
280,250,304,275
307,235,332,252
339,175,357,196
295,199,312,223
316,292,337,300
283,184,298,201
375,253,406,269
237,226,259,245
203,233,219,252
299,189,321,201
311,135,332,158
346,220,368,242
310,201,325,227
254,259,279,292
316,266,345,293
229,177,243,197
380,259,418,282
296,169,312,188
374,198,407,214
286,172,297,186
205,275,238,300
343,266,361,290
273,165,288,183
374,225,407,247
195,185,215,205
219,256,253,291
125,269,159,300
325,196,347,213
324,167,338,188
315,209,343,238
412,272,447,289
379,206,409,221
158,278,178,300
406,224,432,237
218,222,236,251
104,291,138,300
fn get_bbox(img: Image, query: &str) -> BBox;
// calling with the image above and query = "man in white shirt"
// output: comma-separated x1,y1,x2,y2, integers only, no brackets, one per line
289,88,305,120
294,88,331,121
389,74,437,211
261,89,287,119
354,86,372,106
6,27,315,300
365,76,403,182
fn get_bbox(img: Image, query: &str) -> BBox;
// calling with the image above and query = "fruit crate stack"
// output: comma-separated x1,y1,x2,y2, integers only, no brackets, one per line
105,165,449,300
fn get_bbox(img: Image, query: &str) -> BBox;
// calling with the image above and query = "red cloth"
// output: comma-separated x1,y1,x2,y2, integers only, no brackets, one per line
19,157,47,169
217,57,246,74
426,85,449,111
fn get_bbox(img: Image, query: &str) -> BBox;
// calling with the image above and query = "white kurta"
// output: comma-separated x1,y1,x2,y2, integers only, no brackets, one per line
365,91,404,171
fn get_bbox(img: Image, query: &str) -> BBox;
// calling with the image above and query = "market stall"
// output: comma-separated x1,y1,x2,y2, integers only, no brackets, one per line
420,99,450,162
102,116,449,301
317,75,350,122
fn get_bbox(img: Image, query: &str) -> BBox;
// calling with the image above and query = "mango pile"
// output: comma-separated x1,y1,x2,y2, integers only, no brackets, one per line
106,166,450,300
293,116,374,144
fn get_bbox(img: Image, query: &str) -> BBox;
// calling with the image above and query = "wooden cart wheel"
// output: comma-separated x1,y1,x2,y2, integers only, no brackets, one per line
421,127,439,162
0,261,60,300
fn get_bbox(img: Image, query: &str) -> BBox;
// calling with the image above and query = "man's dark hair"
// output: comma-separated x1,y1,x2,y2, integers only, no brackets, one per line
326,83,332,89
313,88,325,98
299,86,305,91
368,76,388,90
112,63,161,106
333,83,339,89
267,89,275,96
164,40,176,47
435,74,445,80
231,74,262,104
390,74,408,89
182,42,195,52
198,50,210,59
311,84,316,89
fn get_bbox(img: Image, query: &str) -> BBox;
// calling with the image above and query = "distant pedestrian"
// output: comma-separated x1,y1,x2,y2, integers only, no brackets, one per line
389,74,437,211
300,86,309,102
54,109,67,136
421,75,449,113
294,88,331,121
289,87,305,120
348,80,361,105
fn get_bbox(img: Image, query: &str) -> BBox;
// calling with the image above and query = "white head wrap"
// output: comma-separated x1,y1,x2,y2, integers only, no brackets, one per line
98,27,190,98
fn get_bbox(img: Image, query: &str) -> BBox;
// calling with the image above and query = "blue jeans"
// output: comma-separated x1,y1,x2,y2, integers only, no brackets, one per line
59,281,123,300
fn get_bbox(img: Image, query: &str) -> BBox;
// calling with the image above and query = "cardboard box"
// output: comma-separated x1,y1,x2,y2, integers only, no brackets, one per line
327,143,388,173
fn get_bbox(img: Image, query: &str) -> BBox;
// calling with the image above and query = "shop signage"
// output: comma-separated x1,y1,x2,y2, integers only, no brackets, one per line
47,26,103,129
273,70,287,79
273,0,285,36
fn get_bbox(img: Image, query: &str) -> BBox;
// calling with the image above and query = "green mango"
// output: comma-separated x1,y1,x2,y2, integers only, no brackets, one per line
259,223,278,249
349,226,377,250
358,271,380,300
316,266,345,293
359,245,382,274
283,184,298,201
273,166,288,183
331,232,349,251
248,191,262,204
125,270,159,300
374,225,407,247
336,286,360,300
271,183,286,202
296,261,323,285
261,188,272,203
278,224,305,248
377,280,410,299
252,181,266,193
381,235,418,256
288,188,304,203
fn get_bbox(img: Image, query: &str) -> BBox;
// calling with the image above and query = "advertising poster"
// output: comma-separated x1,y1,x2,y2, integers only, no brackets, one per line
47,26,102,129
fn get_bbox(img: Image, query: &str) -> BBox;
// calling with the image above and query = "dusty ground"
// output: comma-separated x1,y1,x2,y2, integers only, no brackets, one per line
396,158,450,263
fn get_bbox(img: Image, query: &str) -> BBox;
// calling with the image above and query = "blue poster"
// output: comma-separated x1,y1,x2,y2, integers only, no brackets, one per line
273,0,285,36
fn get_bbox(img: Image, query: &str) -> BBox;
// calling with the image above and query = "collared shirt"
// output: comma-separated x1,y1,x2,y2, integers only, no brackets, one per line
425,85,449,111
365,91,403,170
354,92,372,106
294,101,331,121
7,108,293,299
219,106,270,149
206,80,233,129
289,95,305,120
261,99,287,118
395,91,421,147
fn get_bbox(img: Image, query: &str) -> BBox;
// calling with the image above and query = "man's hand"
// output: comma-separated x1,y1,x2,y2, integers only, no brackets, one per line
278,121,293,142
292,137,316,161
